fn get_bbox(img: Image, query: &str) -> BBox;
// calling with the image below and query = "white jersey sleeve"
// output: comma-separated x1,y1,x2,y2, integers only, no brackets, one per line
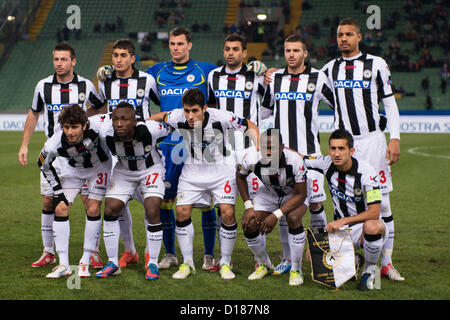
37,132,63,192
145,119,171,143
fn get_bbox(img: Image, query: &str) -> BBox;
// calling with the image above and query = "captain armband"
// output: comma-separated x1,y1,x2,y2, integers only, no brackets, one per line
366,188,382,204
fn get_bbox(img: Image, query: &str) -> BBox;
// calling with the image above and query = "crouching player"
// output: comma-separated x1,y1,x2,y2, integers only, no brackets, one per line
38,104,111,278
150,88,259,280
95,102,170,280
304,129,386,290
236,129,308,286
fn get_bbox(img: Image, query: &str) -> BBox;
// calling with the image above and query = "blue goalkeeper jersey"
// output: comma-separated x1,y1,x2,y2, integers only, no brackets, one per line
146,59,216,144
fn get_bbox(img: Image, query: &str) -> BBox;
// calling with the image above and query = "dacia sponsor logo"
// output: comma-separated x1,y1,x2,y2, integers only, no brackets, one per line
160,87,189,96
328,185,362,202
333,80,370,89
108,98,143,108
274,92,313,101
47,104,70,112
215,90,252,99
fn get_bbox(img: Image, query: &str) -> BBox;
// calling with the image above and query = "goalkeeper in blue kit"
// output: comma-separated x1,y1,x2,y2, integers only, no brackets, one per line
145,27,219,270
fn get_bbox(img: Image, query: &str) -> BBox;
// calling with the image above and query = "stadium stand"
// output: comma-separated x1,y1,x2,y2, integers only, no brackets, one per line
0,0,448,111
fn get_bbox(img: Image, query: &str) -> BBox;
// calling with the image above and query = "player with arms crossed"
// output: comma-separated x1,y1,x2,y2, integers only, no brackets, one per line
237,129,308,285
37,104,110,278
95,102,170,279
304,129,387,290
261,34,335,275
150,88,259,280
321,18,403,281
19,42,105,269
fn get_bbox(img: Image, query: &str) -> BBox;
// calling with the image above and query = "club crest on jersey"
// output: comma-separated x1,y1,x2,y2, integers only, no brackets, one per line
307,83,316,92
245,81,254,90
363,69,372,78
186,74,195,82
78,92,86,102
215,90,252,99
144,145,152,152
274,92,313,101
334,80,370,89
137,88,145,98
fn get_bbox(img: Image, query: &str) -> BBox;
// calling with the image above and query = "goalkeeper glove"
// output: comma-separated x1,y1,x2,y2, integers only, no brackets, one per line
247,60,268,76
96,65,114,82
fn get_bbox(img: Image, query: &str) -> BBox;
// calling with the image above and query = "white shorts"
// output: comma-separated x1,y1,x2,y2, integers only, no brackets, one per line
348,220,388,250
353,131,393,194
306,170,327,204
60,164,110,203
177,164,236,207
252,186,309,213
106,164,165,203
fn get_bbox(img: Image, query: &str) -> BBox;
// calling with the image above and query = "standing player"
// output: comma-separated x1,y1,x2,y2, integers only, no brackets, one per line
261,34,334,275
18,42,105,268
321,18,403,281
97,39,160,268
37,104,110,278
237,129,308,286
95,102,170,279
304,129,387,290
206,33,266,271
145,27,219,270
149,88,260,280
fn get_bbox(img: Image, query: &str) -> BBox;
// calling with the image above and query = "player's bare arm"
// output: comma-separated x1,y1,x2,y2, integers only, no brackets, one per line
18,109,40,166
245,119,260,151
147,111,168,122
260,181,307,234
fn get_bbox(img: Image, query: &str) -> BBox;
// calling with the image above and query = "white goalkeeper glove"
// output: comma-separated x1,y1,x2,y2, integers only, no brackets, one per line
96,65,114,82
247,60,268,76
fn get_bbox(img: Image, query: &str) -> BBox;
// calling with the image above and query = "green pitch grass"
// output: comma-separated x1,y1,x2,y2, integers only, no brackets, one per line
1,131,449,300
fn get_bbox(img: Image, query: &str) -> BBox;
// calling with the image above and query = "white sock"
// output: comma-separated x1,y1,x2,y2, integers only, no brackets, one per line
80,216,101,265
363,233,383,273
118,205,136,254
380,193,394,267
278,216,291,261
219,223,237,265
42,210,54,255
146,223,163,266
288,226,306,272
245,231,272,267
103,217,120,266
175,219,194,267
53,217,70,267
310,205,327,229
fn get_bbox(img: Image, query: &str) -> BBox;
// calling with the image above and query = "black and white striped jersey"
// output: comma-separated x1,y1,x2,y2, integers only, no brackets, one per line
37,119,110,192
98,68,160,121
261,66,334,155
207,64,265,124
321,52,397,137
304,155,381,220
31,73,104,138
163,108,250,165
100,120,170,172
238,147,307,198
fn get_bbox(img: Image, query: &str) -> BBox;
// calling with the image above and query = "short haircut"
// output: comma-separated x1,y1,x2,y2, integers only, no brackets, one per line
58,104,87,126
224,33,247,50
169,26,192,43
182,88,205,107
112,39,136,56
54,42,76,59
329,128,354,149
113,101,136,114
338,17,361,34
284,34,307,50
